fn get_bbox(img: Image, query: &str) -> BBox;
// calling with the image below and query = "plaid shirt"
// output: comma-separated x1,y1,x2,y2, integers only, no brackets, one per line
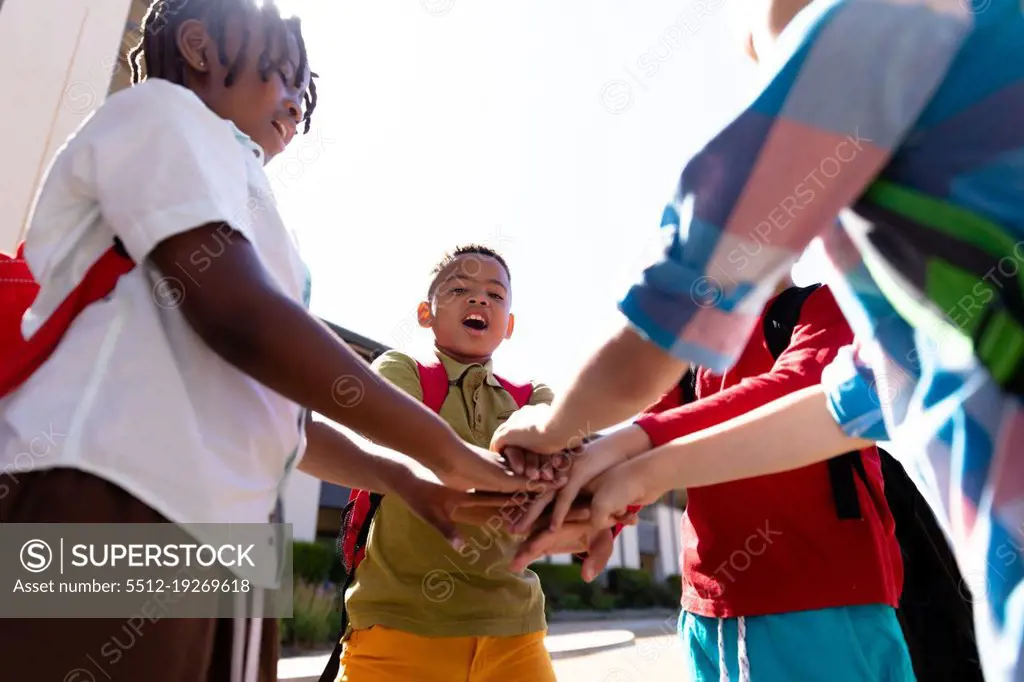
619,0,1024,678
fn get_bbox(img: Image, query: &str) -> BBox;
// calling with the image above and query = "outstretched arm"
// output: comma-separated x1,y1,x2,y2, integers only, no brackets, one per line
298,418,421,495
298,417,512,546
588,384,873,527
492,0,966,456
634,286,852,445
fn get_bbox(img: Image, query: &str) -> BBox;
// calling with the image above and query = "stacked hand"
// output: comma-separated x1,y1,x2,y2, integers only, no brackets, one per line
399,402,666,577
492,404,582,457
507,499,640,581
391,437,571,551
490,407,660,576
439,441,558,493
384,459,516,550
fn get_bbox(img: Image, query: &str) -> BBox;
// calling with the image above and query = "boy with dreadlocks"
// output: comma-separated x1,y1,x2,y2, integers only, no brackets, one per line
0,2,528,680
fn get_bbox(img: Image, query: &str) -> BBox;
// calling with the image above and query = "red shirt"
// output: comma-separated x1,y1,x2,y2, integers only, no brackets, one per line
635,286,903,618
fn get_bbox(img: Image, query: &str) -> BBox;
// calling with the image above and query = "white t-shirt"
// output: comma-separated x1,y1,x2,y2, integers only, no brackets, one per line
0,80,311,526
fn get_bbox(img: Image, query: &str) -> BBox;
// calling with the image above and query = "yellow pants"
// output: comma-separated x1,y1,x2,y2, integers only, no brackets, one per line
338,626,557,682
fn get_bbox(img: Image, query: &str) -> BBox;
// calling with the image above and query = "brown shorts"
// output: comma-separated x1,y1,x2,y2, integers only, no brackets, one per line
0,468,278,682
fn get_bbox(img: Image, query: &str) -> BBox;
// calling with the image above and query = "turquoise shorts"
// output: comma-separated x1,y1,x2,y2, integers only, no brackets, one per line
680,605,916,681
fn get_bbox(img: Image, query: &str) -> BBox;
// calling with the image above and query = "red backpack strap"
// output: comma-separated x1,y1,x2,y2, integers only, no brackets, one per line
339,489,382,572
495,375,534,408
416,358,532,410
415,357,451,414
0,242,134,398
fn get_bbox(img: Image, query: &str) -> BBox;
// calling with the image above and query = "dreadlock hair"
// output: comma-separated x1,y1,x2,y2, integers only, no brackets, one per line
128,0,317,133
427,244,511,299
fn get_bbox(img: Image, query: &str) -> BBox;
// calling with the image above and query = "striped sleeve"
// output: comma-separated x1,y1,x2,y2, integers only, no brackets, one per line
618,0,970,374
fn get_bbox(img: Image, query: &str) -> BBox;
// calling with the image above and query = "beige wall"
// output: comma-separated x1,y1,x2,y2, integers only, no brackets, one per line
0,0,133,251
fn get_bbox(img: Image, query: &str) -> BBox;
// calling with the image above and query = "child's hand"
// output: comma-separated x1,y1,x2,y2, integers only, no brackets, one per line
519,493,593,532
512,425,653,533
385,462,511,549
586,460,653,530
525,523,593,556
509,525,617,581
491,404,575,457
439,443,549,493
500,446,569,483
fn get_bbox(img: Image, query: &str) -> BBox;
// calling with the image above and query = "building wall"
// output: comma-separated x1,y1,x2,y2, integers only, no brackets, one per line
0,0,133,252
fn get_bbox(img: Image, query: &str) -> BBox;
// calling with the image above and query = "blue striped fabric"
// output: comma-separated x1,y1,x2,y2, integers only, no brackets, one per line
618,0,1024,678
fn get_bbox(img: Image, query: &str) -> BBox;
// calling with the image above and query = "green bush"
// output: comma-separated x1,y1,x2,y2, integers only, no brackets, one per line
319,537,345,585
278,616,294,646
662,575,683,607
534,564,684,612
285,582,336,649
326,610,343,640
531,562,623,611
565,579,596,605
531,562,579,611
293,541,334,585
530,562,584,588
590,593,619,611
651,581,676,607
608,568,655,608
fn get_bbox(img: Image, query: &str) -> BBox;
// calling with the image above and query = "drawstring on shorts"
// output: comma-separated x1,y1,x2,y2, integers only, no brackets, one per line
717,616,750,682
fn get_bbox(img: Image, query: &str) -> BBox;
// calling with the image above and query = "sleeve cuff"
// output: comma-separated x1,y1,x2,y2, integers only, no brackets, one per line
618,294,736,374
611,504,644,540
119,200,254,264
821,344,890,441
634,412,679,449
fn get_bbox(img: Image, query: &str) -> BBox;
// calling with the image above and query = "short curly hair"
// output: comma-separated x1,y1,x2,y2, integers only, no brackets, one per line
427,244,511,298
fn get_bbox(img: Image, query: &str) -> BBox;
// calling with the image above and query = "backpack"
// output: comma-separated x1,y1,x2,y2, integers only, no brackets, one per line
319,358,534,682
762,284,983,681
852,179,1024,397
762,284,871,521
0,239,134,399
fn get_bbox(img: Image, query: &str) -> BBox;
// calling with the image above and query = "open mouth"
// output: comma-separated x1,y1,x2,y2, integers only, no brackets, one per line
271,120,288,144
462,313,489,332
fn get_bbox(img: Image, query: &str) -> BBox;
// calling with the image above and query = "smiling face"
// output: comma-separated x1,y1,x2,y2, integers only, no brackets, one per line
173,9,311,163
419,253,514,364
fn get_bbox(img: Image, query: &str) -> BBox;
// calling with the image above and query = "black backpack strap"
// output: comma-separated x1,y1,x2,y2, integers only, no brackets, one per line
762,284,822,360
762,284,868,520
679,367,698,404
828,450,870,520
319,492,383,682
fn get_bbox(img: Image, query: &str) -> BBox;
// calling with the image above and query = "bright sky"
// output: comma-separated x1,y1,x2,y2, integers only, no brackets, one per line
269,0,823,393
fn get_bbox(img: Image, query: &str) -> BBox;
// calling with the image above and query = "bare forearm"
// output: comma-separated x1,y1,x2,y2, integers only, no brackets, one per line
202,292,461,473
298,420,422,494
149,228,463,475
544,325,686,445
631,385,873,496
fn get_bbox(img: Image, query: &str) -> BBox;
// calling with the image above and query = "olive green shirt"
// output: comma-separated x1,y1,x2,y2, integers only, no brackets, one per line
345,349,554,638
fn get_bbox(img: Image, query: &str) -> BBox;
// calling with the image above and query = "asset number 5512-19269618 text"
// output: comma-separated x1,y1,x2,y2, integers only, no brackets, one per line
125,578,251,593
